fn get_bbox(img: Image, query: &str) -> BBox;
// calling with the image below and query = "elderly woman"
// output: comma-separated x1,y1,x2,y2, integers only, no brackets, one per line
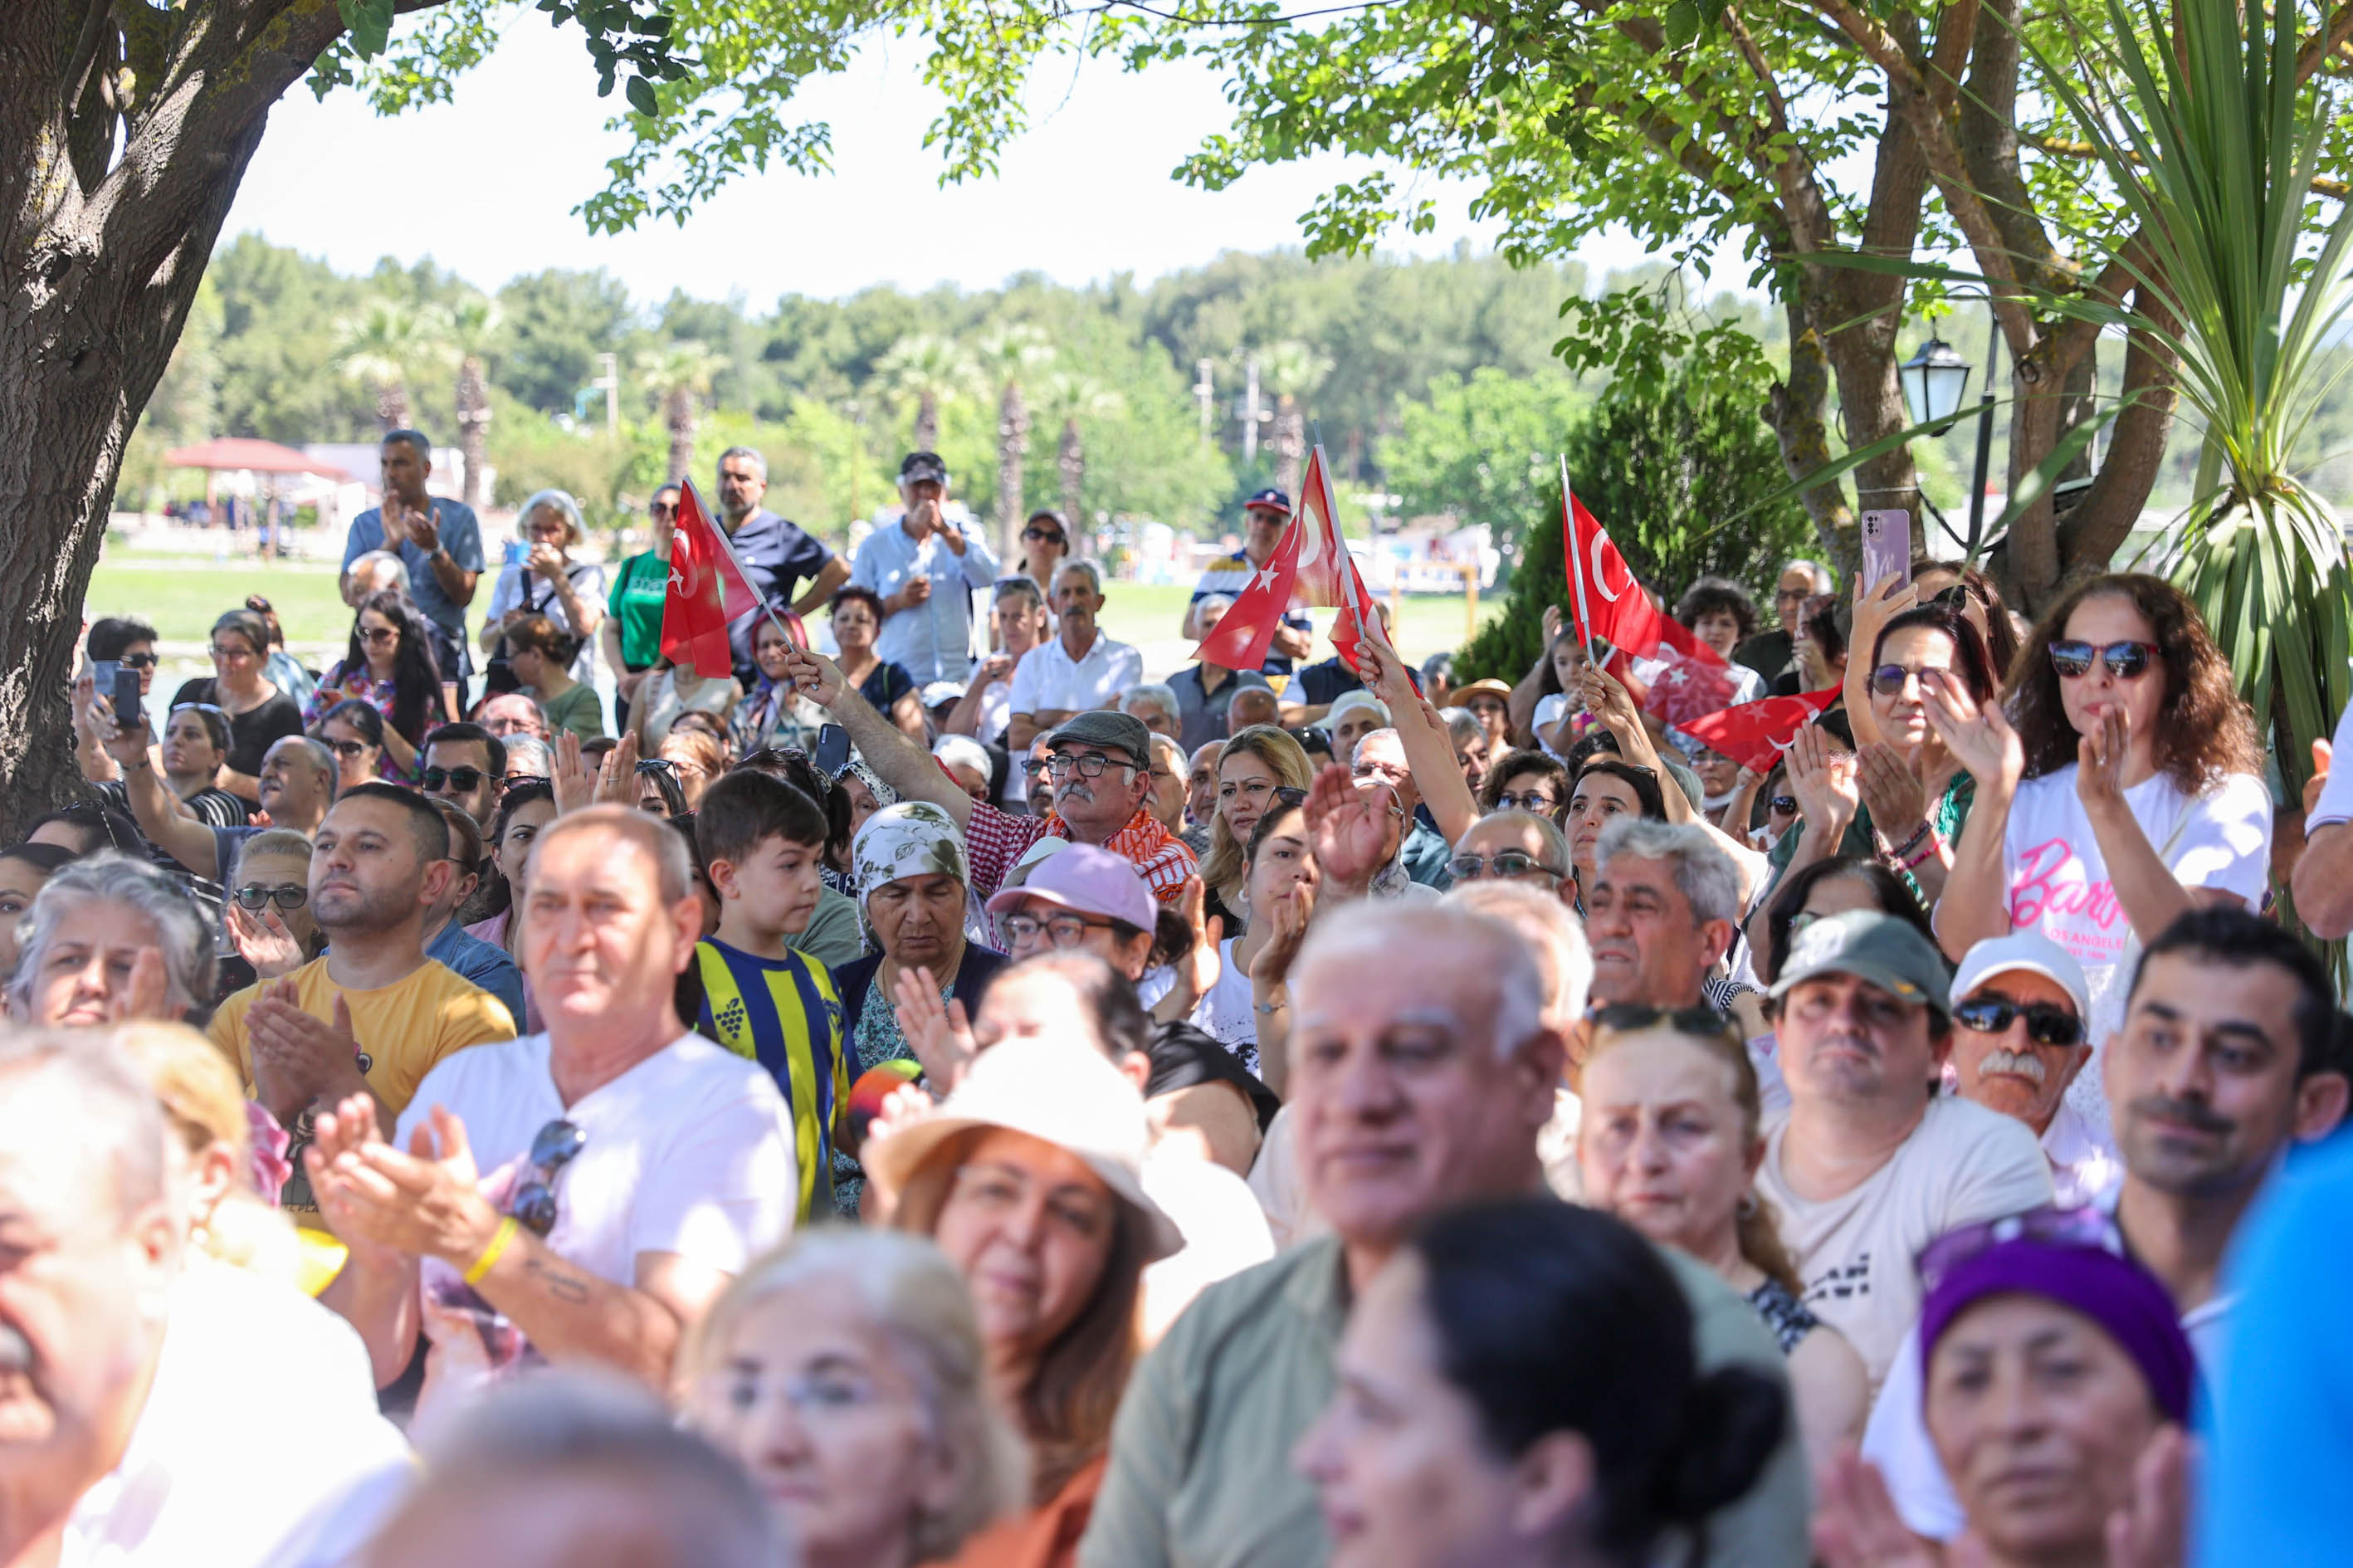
683,1229,1027,1568
1577,1008,1867,1476
221,828,325,989
1321,691,1389,764
1196,724,1312,936
836,803,1011,1079
481,487,606,682
1818,1215,2195,1568
732,615,822,757
7,852,216,1025
868,1034,1183,1568
172,608,306,805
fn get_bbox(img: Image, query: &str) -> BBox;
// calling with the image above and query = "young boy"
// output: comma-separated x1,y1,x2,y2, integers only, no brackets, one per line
692,769,847,1220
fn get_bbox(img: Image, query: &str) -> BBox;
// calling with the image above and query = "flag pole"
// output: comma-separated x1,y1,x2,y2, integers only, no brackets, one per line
1560,456,1596,667
685,478,808,652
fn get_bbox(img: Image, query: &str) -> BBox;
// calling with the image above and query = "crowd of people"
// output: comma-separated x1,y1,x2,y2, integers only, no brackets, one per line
7,424,2351,1568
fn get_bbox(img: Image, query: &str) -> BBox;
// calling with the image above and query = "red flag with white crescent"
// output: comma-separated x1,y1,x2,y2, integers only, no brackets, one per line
1675,687,1841,773
1562,487,1721,672
1191,508,1305,672
661,479,766,679
1191,443,1378,670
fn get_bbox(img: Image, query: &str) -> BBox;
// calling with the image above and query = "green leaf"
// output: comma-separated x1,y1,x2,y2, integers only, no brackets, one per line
624,74,659,116
1662,0,1701,51
339,0,395,60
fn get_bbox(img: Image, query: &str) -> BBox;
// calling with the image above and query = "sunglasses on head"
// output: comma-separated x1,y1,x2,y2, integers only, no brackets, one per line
1916,1206,2120,1292
1953,994,2083,1047
2048,638,2159,681
421,765,490,793
1928,583,1976,612
510,1120,588,1237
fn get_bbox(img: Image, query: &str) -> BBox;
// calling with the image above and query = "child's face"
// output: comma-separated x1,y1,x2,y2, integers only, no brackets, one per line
720,832,825,938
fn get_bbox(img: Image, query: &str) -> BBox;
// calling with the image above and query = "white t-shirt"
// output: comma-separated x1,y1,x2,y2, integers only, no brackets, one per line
394,1031,798,1290
2307,695,2353,829
1006,630,1145,721
63,1256,415,1568
1862,1280,2232,1540
1186,936,1262,1075
2043,1102,2122,1208
1140,1153,1276,1342
1754,1096,2054,1390
1994,767,2271,1138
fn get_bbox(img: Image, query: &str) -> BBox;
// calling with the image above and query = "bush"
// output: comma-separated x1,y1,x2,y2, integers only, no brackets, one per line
1454,359,1818,682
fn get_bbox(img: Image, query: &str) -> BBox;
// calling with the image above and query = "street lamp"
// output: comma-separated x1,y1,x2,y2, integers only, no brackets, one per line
1899,335,1973,427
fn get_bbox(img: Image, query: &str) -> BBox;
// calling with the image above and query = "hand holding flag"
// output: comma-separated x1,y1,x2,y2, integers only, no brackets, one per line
662,479,798,680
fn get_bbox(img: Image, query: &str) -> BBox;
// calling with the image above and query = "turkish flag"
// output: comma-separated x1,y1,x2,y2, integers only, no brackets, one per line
1561,486,1720,672
1192,443,1379,671
1676,687,1841,773
661,479,766,680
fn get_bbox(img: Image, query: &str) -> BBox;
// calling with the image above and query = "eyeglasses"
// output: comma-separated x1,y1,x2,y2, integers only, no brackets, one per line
119,652,158,671
2049,638,2160,681
358,625,400,646
1869,663,1949,697
1272,785,1308,808
1000,911,1119,949
1447,850,1561,882
1953,994,2084,1047
1492,790,1560,813
1021,756,1051,779
232,883,308,911
1590,1002,1738,1038
421,765,491,793
1044,752,1135,779
510,1120,588,1237
208,642,255,660
323,739,372,759
1916,1206,2120,1292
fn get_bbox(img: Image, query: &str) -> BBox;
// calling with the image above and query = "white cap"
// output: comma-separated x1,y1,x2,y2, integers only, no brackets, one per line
1950,930,2092,1020
932,734,992,779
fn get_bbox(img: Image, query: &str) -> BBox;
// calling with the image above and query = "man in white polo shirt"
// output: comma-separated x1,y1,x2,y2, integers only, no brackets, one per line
1007,559,1144,750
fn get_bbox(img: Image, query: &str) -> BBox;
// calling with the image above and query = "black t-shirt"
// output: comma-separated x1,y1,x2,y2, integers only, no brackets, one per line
857,660,919,716
169,678,305,795
1292,657,1364,709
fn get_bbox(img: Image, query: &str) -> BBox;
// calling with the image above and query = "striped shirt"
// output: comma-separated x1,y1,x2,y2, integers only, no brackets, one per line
1191,550,1311,673
694,939,849,1222
964,802,1198,906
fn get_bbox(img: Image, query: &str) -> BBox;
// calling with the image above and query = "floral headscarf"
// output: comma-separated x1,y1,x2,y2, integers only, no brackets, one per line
835,756,901,813
852,801,969,903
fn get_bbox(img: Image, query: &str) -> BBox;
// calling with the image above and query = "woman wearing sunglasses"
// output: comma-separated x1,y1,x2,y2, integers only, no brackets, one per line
1929,574,2268,1138
310,698,388,795
305,590,441,782
222,828,325,984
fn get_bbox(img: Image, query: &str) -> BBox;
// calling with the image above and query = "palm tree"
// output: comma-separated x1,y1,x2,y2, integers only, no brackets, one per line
977,326,1056,559
332,298,453,432
448,294,500,510
1040,370,1125,557
874,334,978,454
1256,339,1332,501
635,340,727,486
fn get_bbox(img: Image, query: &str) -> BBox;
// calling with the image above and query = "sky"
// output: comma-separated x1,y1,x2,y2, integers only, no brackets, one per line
221,9,1674,305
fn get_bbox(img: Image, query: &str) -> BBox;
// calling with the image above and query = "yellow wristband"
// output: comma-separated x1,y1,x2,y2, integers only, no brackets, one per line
463,1215,519,1286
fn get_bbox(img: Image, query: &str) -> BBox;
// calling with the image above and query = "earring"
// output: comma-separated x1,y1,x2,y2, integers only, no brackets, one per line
1736,1192,1759,1219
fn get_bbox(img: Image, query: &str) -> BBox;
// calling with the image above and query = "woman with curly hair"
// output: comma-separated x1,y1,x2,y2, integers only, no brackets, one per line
1928,573,2268,1136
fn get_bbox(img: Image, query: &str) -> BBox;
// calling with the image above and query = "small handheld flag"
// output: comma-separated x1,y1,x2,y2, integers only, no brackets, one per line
1191,443,1378,671
661,479,798,678
1676,687,1842,773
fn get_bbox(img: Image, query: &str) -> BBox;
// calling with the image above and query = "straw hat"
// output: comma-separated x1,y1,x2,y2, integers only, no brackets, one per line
869,1034,1184,1262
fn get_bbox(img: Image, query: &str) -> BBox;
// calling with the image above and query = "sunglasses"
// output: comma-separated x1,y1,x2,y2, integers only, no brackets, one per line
1447,850,1560,882
233,883,308,911
1492,789,1560,813
1590,1002,1738,1038
2048,638,2159,681
1869,663,1949,697
1928,583,1976,612
359,625,400,646
1770,794,1799,814
1953,994,2083,1047
1916,1205,2121,1292
421,765,491,793
119,652,159,671
510,1120,588,1237
650,500,677,518
1023,526,1065,544
325,739,372,759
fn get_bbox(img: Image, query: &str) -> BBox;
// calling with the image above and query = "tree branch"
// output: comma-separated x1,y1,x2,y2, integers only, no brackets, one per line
2027,130,2348,198
2298,0,2353,84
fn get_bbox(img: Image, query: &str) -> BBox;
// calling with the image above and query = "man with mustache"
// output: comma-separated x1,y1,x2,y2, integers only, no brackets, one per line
1751,910,2053,1390
1944,931,2116,1204
1858,905,2352,1539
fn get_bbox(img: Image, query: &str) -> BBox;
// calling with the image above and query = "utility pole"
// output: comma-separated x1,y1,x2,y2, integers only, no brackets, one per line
1194,359,1215,446
593,352,619,434
1238,357,1265,464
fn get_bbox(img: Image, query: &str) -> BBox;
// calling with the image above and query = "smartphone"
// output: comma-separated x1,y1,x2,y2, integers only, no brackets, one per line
1860,509,1913,592
111,664,144,735
814,723,852,779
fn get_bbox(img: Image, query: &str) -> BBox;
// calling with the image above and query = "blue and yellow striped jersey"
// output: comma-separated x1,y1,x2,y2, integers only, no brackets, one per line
694,939,849,1221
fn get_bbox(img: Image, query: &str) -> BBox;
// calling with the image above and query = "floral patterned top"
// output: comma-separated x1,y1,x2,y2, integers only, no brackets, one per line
304,662,422,779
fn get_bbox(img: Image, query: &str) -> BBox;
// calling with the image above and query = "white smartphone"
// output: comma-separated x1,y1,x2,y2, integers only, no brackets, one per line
1860,509,1913,591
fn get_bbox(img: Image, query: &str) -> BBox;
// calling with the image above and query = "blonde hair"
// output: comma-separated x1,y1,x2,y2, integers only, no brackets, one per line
1198,724,1312,894
1584,1017,1803,1293
683,1228,1028,1556
110,1022,302,1280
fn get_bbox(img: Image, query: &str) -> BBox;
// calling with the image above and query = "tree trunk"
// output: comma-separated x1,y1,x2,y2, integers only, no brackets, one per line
1059,417,1086,557
666,387,696,484
914,393,940,455
1273,398,1305,501
996,379,1028,564
1763,295,1861,576
375,380,412,432
456,354,491,510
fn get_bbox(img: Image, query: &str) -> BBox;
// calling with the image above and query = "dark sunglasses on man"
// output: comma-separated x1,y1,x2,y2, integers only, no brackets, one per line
1951,994,2084,1047
421,764,492,793
511,1119,588,1237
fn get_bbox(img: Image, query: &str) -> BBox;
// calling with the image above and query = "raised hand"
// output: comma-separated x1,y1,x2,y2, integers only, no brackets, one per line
1350,608,1412,699
892,965,979,1092
1542,603,1564,647
551,730,595,814
1303,760,1398,894
1164,877,1225,1007
1854,741,1929,839
1922,676,2024,790
2076,706,2134,818
1577,665,1642,738
1785,724,1859,838
105,947,173,1023
1812,1448,1951,1568
228,901,307,980
1247,881,1316,989
593,730,640,806
783,645,847,708
1852,572,1919,662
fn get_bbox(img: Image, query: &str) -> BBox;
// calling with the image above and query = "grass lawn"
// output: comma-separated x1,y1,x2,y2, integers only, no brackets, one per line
86,552,1506,684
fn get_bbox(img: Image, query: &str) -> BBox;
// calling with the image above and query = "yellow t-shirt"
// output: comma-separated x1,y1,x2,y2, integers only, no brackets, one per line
209,955,518,1119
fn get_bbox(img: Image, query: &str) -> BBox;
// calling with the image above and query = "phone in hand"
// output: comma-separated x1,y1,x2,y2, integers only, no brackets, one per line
112,664,144,735
1860,509,1913,592
814,723,852,779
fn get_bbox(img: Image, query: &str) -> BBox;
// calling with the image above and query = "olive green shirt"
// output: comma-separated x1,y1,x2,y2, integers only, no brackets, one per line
1076,1228,1812,1568
785,885,864,972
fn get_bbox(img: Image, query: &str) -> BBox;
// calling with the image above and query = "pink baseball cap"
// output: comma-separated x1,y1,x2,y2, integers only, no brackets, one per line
984,840,1156,931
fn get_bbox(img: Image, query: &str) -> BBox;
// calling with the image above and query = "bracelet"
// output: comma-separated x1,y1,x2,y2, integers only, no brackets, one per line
1254,998,1288,1015
1900,830,1946,872
463,1214,519,1286
1886,822,1933,858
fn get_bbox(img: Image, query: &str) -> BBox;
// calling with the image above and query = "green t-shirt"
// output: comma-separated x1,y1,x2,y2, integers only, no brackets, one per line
541,680,608,742
608,550,670,672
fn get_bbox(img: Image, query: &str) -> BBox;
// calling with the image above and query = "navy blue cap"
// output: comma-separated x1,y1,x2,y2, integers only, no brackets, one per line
1243,488,1291,516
